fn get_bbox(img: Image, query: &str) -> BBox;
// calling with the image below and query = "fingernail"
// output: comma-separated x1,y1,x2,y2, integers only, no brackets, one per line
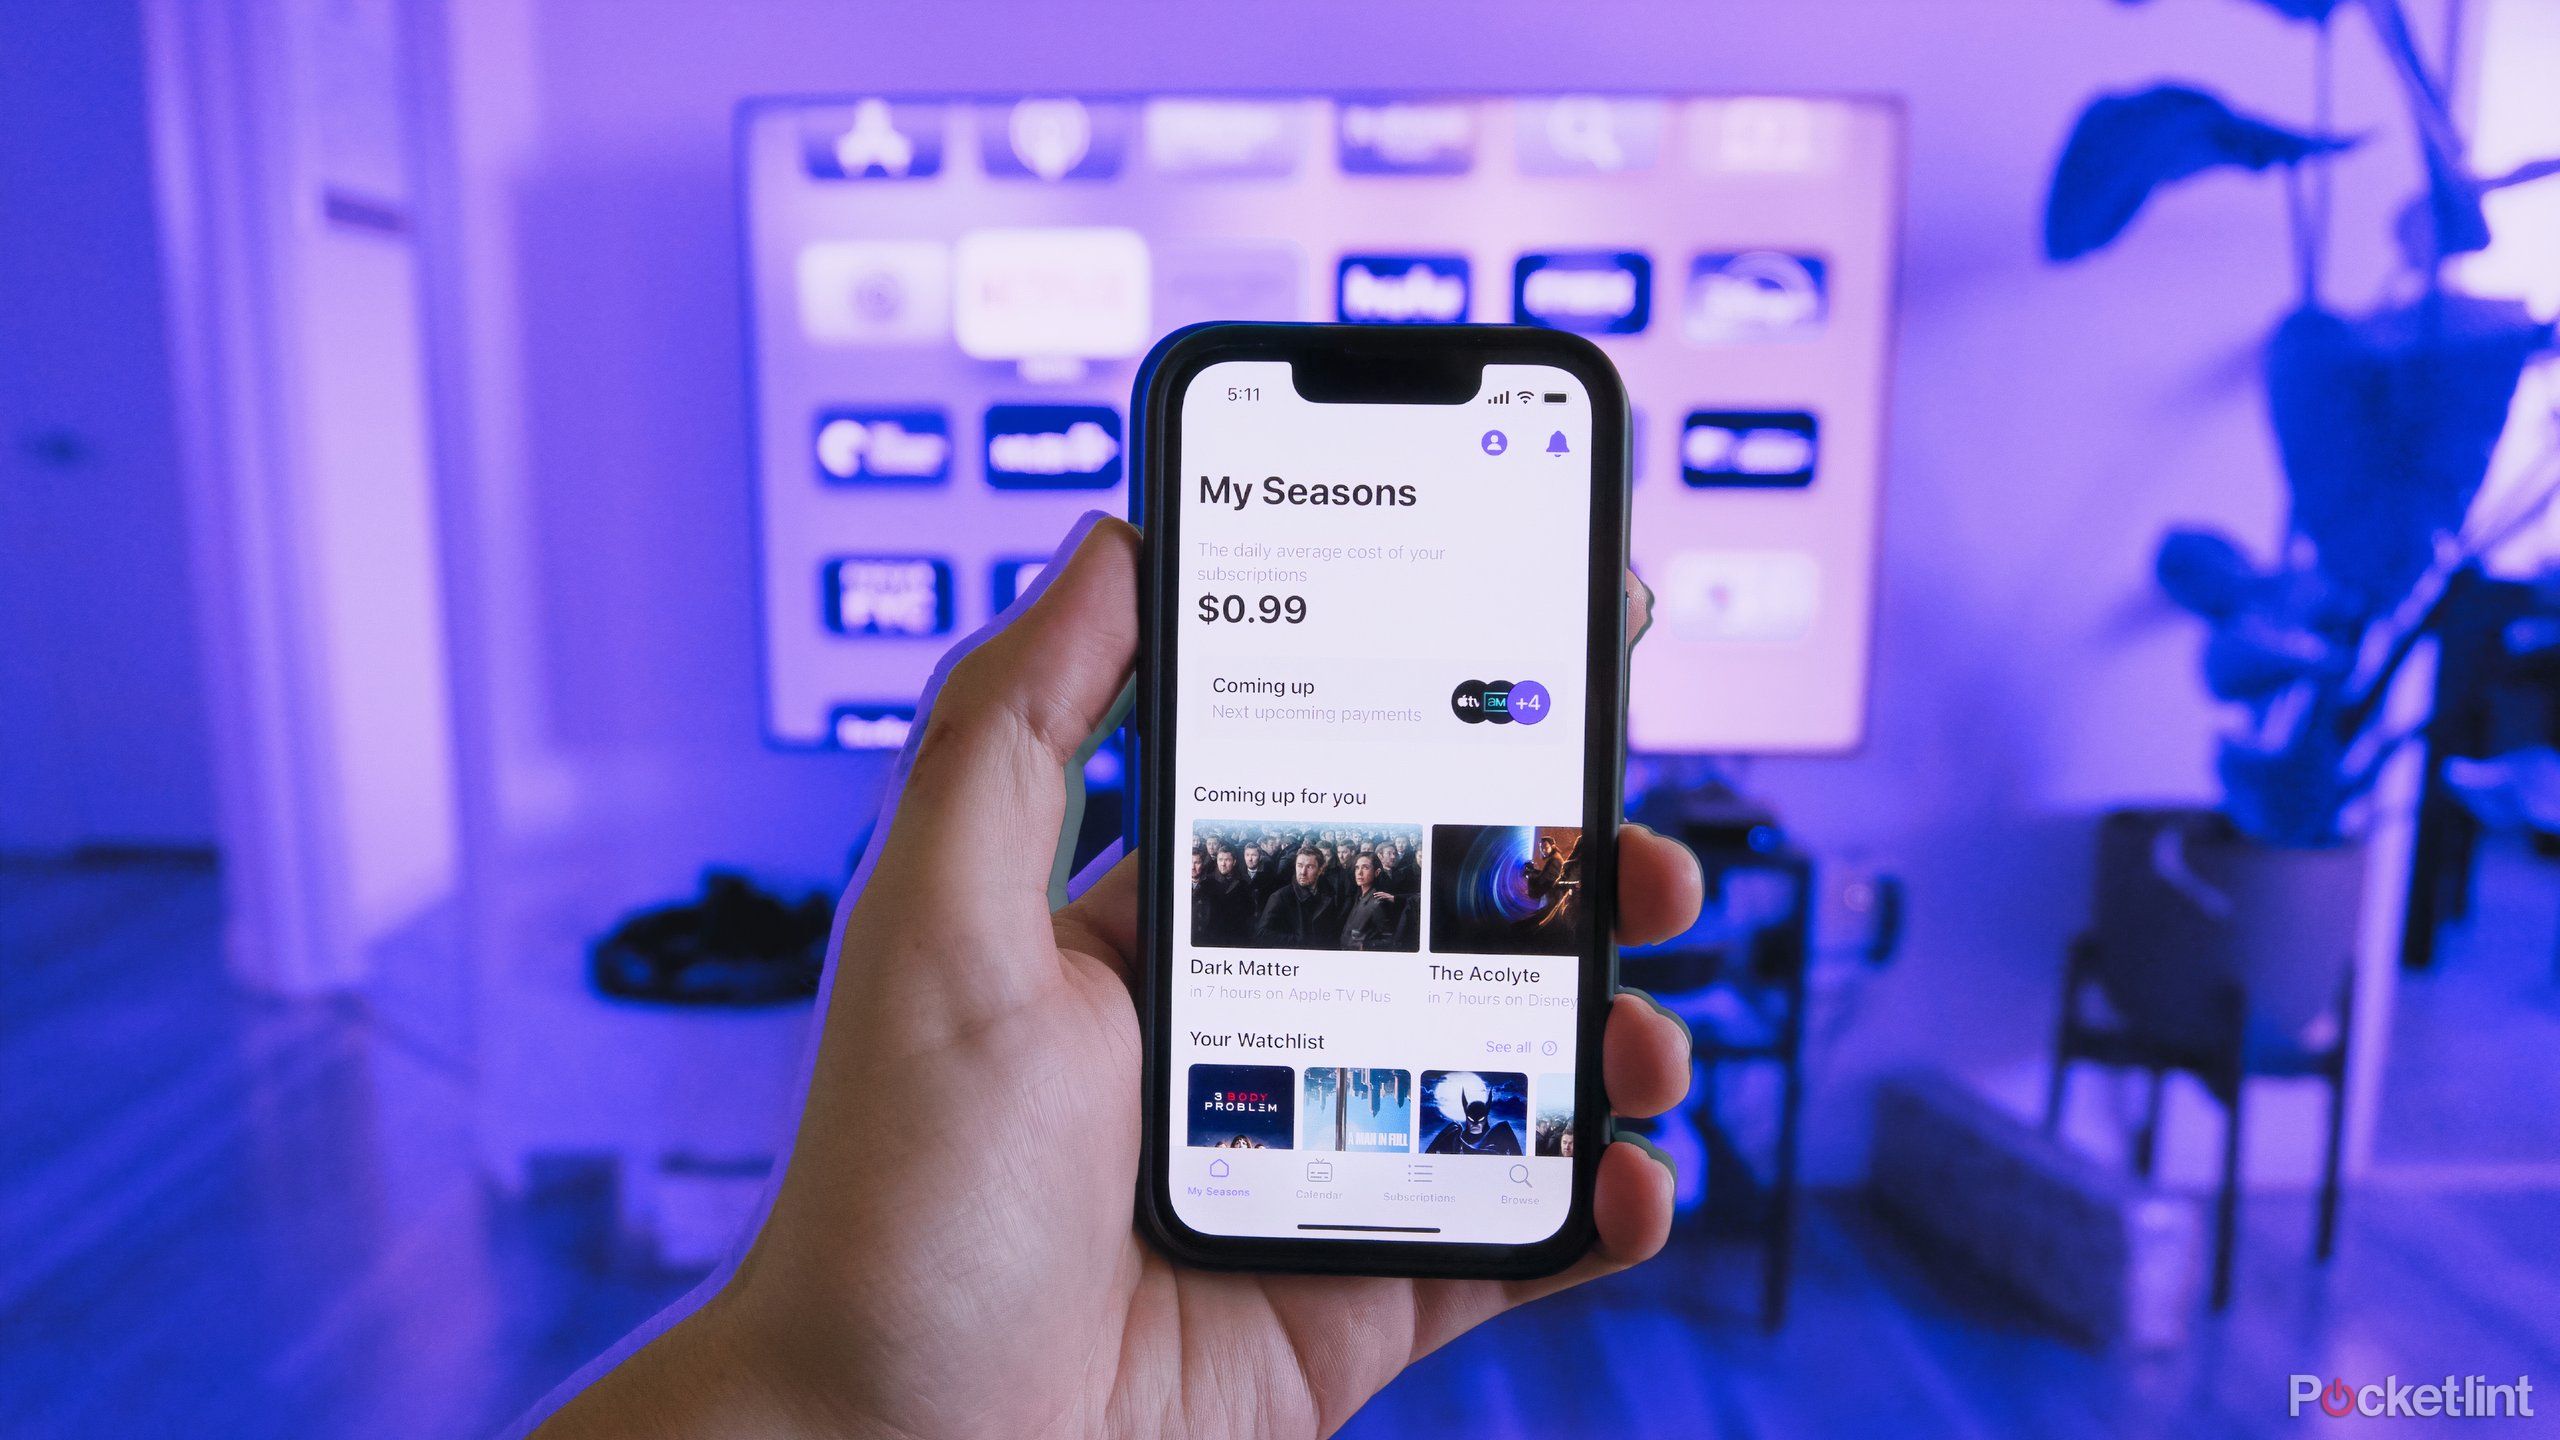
1618,985,1693,1049
1016,514,1127,617
1620,1132,1677,1180
1053,512,1111,566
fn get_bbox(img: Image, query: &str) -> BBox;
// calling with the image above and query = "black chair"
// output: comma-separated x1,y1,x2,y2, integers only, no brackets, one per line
1617,789,1905,1330
2044,808,2359,1311
2404,567,2560,969
1621,838,1813,1331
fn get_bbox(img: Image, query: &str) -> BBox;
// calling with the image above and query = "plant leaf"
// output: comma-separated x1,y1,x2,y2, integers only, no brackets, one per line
2418,146,2494,260
2107,0,2345,16
2203,616,2347,702
2044,85,2357,261
2487,156,2560,194
2399,156,2560,269
2155,527,2261,619
2356,0,2490,261
2266,298,2554,605
2445,749,2560,832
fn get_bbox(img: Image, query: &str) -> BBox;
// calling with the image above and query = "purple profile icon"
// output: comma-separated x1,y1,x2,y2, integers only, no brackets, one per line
1507,680,1551,725
1480,429,1508,456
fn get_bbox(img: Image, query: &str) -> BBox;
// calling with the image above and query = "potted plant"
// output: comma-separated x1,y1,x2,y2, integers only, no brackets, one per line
2041,0,2555,1042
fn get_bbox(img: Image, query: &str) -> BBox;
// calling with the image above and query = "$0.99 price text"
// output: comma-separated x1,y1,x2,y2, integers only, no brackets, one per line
1196,592,1308,625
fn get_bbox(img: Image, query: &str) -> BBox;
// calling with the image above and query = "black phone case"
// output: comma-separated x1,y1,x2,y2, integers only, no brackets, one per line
1128,323,1632,1279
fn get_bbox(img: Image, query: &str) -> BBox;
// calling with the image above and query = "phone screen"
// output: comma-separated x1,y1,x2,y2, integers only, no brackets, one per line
1162,358,1602,1245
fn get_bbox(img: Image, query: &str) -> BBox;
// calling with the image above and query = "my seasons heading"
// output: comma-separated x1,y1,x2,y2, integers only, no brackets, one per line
1200,474,1419,511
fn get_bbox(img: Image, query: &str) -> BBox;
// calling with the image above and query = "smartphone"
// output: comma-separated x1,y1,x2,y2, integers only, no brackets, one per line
1129,323,1631,1278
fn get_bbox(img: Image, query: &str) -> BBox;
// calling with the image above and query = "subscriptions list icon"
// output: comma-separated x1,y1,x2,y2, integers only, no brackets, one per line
1451,680,1551,726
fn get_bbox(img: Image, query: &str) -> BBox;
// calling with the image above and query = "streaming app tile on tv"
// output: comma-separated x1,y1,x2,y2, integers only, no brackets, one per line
828,703,918,750
1337,254,1469,324
1658,549,1821,644
1154,239,1304,332
1681,410,1819,488
821,556,954,637
1512,251,1651,334
1687,96,1844,175
976,97,1134,181
812,408,951,485
1336,100,1476,175
1143,99,1306,178
983,404,1124,489
1685,251,1829,343
1513,96,1666,175
799,99,946,180
952,226,1152,361
989,556,1049,613
795,240,950,346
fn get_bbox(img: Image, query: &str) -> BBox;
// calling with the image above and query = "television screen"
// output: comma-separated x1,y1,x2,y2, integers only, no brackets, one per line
738,93,1900,755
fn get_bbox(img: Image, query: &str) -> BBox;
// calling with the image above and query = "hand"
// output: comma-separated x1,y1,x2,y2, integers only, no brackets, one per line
530,517,1702,1440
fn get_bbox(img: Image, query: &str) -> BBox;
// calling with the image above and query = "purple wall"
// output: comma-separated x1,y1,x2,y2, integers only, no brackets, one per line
433,0,2436,1178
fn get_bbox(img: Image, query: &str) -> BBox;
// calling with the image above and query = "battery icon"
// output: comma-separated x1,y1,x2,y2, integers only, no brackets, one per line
1542,392,1567,404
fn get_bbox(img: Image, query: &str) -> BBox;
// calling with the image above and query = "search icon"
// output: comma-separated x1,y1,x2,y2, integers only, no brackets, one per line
1506,1163,1531,1187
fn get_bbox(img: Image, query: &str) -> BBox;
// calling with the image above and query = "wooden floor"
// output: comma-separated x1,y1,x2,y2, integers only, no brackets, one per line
0,860,690,1439
4,853,2556,1440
